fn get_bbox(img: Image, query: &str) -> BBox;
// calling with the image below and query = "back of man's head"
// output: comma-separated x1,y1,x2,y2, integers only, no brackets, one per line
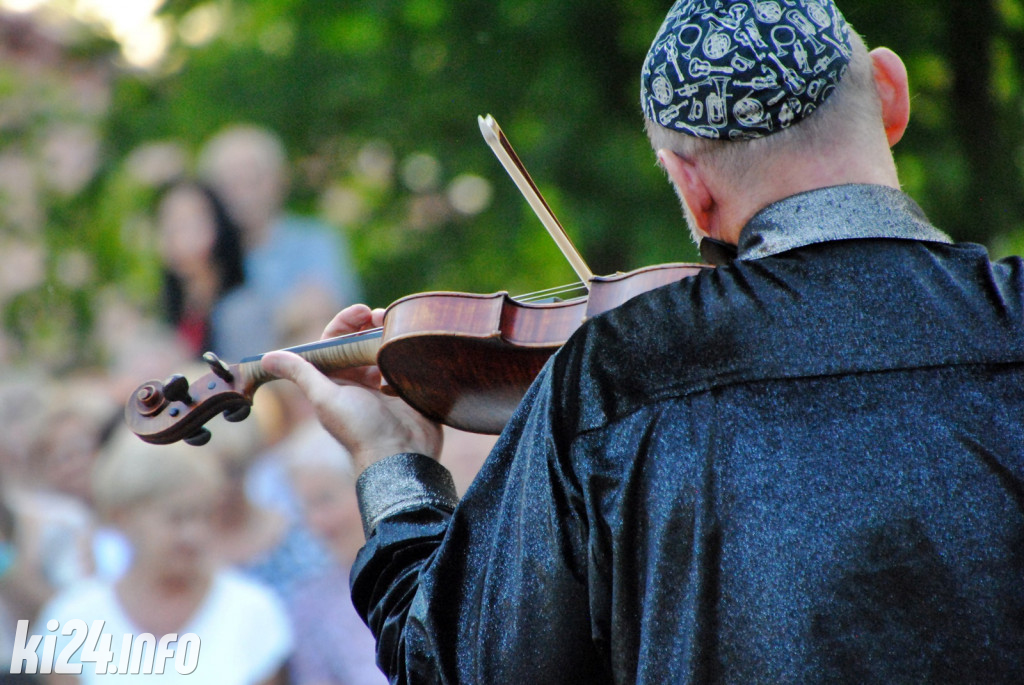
641,1,895,195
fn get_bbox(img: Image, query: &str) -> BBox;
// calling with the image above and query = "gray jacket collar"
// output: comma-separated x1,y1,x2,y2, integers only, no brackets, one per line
736,184,952,261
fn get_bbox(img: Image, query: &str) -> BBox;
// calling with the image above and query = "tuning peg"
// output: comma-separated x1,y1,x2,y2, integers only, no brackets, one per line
162,374,192,404
202,351,234,383
223,405,251,423
183,428,212,446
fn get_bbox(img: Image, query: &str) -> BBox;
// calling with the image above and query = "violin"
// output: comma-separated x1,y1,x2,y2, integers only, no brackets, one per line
125,263,705,445
125,116,709,445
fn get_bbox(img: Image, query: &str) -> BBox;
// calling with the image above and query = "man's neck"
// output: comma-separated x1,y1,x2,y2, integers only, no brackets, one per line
711,152,901,245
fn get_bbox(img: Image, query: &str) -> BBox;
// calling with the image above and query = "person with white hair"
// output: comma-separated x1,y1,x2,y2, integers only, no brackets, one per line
282,422,385,685
37,436,292,684
197,124,361,360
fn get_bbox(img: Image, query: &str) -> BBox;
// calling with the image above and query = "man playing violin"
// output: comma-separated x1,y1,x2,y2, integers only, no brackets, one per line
262,0,1024,681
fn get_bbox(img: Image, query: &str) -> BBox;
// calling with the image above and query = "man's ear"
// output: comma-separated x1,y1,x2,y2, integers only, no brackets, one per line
869,47,910,147
657,149,713,234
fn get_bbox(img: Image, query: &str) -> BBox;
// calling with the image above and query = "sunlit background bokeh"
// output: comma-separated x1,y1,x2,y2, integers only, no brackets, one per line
2,0,168,67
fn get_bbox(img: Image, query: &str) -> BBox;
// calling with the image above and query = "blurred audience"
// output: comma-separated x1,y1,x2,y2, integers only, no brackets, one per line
0,371,49,492
280,421,496,685
0,318,495,685
1,377,118,623
90,286,194,406
197,124,362,359
284,421,385,685
0,99,495,683
438,427,498,498
204,398,333,609
0,479,28,678
38,432,293,684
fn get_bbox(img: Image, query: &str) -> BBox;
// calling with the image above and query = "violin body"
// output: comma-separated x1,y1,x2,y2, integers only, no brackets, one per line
381,262,706,432
125,262,708,444
379,290,586,434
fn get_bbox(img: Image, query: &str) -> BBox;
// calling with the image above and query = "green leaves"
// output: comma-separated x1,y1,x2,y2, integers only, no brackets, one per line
9,0,1024,369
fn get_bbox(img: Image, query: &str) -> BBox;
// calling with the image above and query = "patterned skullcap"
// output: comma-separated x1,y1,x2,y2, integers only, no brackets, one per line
641,0,853,140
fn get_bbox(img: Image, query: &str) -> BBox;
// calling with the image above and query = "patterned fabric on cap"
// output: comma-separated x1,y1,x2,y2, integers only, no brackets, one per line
642,0,853,140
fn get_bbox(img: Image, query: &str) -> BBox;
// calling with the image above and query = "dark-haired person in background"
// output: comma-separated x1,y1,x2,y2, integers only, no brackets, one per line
155,178,253,360
262,1,1024,681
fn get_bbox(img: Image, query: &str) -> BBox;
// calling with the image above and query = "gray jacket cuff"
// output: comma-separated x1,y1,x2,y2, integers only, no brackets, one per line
356,453,459,536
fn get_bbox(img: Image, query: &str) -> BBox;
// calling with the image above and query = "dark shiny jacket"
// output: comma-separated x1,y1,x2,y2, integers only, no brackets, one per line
353,185,1024,684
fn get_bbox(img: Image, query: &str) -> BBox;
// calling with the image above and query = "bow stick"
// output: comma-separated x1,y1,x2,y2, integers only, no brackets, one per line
478,114,594,287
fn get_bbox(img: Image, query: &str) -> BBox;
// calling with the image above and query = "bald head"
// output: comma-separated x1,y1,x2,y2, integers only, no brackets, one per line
198,124,289,245
647,33,909,245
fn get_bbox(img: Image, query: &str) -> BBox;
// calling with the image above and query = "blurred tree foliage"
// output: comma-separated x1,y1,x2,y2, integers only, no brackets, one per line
4,0,1024,369
113,0,697,303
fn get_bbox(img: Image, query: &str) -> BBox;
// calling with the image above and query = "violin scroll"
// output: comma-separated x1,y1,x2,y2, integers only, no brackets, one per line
125,352,253,446
126,330,383,445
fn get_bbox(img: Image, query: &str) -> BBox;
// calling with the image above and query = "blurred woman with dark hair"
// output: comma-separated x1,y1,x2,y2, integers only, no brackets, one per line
155,179,248,358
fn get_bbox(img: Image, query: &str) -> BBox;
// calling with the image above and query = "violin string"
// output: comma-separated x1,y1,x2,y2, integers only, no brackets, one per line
281,282,588,352
514,282,588,303
531,282,587,297
293,326,384,347
517,281,584,296
523,288,585,302
332,326,383,339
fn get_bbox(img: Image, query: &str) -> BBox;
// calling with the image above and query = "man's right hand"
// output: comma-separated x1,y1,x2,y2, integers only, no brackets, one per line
260,304,444,475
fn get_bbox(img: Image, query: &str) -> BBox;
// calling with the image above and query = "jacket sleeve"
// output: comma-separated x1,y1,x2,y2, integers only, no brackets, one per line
347,364,602,685
350,453,459,684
